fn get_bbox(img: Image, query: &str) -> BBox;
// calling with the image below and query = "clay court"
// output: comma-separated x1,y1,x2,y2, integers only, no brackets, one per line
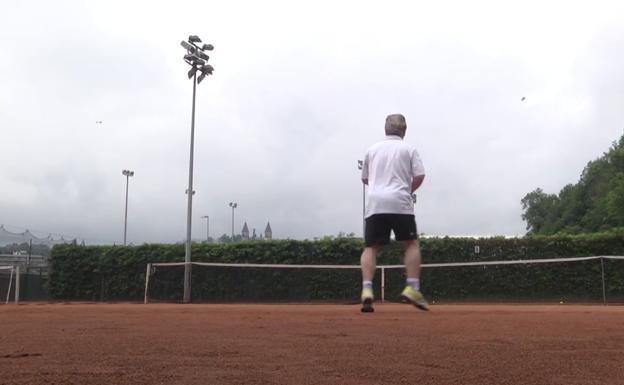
1,303,623,385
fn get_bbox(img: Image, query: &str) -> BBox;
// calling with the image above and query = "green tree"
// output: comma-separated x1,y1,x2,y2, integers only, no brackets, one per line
217,234,243,243
521,133,624,234
521,188,560,234
0,242,51,257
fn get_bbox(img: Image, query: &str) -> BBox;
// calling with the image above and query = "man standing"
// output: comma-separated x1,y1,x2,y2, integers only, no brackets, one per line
360,114,428,313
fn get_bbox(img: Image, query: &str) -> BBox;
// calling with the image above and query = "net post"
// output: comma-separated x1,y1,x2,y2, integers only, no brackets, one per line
15,265,20,304
600,257,607,306
5,266,14,304
144,263,152,304
381,267,385,303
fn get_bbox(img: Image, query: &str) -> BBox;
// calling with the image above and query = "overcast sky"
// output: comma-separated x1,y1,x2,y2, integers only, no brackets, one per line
1,0,623,244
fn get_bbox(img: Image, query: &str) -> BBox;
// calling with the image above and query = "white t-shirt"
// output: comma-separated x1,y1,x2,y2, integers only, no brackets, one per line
361,135,425,218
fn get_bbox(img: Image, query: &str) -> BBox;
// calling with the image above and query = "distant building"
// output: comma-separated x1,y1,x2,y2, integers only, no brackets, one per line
242,222,250,240
237,221,272,241
265,222,272,240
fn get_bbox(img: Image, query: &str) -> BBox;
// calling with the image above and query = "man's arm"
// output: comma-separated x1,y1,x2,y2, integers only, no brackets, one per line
411,174,425,192
361,153,369,185
410,148,425,192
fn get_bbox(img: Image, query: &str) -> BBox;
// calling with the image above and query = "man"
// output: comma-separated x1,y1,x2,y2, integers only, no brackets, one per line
360,114,428,313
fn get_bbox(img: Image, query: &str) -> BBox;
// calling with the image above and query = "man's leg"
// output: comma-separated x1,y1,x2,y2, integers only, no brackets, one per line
404,239,421,282
400,239,429,311
360,214,389,312
361,245,381,282
360,245,380,313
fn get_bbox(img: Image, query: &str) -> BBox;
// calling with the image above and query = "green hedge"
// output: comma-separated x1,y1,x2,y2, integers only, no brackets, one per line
49,232,624,302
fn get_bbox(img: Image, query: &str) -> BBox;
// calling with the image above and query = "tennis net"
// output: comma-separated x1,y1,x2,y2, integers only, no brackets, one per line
144,256,624,304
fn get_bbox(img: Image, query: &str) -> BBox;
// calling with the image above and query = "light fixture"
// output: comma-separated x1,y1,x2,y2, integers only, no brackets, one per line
200,64,214,75
196,51,210,61
191,57,205,66
180,41,196,52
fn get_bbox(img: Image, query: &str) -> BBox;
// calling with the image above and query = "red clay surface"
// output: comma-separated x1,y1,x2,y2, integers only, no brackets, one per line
1,303,624,385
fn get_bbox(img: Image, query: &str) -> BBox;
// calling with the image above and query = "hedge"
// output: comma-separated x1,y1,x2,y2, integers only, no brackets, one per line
49,232,624,303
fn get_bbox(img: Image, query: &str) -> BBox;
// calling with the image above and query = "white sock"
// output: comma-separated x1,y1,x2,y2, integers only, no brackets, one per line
406,278,420,290
363,280,373,289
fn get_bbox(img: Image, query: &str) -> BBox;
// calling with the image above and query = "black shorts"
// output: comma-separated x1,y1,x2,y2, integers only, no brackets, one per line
365,214,418,247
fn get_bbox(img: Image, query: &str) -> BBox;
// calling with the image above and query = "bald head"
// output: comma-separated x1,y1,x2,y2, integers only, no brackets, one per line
385,114,407,138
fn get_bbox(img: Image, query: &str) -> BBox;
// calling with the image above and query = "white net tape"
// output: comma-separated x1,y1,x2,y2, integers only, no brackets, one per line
150,255,624,269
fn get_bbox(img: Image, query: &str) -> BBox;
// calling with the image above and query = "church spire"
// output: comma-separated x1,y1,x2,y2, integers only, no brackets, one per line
241,222,249,240
264,222,272,240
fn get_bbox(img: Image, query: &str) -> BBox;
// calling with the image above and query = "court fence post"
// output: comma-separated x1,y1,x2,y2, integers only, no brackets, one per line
144,263,152,304
381,267,385,303
15,265,20,304
600,257,607,306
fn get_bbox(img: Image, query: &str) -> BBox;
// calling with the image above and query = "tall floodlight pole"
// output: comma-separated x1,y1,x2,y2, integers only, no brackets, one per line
181,35,215,303
122,169,134,245
357,160,365,237
201,215,209,242
229,202,237,240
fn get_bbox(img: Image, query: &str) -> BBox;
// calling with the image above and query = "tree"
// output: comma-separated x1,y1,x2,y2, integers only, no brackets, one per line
201,237,215,244
0,242,51,257
521,133,624,234
217,234,243,243
521,188,560,234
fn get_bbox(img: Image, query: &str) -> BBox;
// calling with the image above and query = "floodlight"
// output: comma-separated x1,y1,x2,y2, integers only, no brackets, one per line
190,55,205,66
188,35,202,43
197,51,210,61
200,64,214,75
188,67,198,79
202,44,214,51
180,41,196,52
197,73,206,84
185,54,205,66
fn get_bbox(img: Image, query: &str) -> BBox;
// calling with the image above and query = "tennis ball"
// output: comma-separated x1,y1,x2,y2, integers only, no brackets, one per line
559,301,564,304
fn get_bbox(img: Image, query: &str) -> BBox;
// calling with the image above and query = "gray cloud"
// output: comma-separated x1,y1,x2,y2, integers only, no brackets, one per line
1,1,623,243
